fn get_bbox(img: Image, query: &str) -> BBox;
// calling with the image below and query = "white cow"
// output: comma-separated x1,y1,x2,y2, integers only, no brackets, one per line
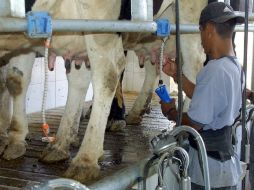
124,0,206,124
0,0,124,181
0,0,207,183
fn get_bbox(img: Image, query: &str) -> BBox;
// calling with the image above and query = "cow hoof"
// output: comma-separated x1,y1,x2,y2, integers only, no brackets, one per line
3,141,27,160
40,144,70,163
65,161,100,183
0,136,8,155
107,120,126,131
125,115,142,125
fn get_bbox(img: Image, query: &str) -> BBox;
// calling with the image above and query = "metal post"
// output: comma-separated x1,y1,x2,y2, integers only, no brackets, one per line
241,0,249,189
252,35,254,90
224,0,231,5
131,0,153,21
0,0,25,17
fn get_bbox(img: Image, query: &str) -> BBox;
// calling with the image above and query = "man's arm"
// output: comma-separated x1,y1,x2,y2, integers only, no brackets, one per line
163,59,195,99
160,100,202,131
168,109,202,131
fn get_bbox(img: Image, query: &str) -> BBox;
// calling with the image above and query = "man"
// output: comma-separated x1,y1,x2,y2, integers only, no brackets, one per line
160,2,244,189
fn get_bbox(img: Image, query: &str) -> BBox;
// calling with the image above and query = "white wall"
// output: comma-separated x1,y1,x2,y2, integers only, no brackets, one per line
122,51,173,93
25,57,93,114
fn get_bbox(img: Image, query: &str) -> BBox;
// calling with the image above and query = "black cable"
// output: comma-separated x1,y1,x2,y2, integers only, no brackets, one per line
249,119,254,190
175,0,183,126
241,1,249,190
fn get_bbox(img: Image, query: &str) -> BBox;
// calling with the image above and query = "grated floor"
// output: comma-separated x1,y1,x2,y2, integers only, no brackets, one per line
0,93,171,189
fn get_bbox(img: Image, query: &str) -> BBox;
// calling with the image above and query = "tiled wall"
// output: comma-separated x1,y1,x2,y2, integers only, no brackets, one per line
26,57,93,114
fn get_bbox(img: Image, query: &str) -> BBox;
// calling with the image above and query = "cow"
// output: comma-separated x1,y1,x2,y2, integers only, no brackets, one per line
0,0,208,183
41,0,207,182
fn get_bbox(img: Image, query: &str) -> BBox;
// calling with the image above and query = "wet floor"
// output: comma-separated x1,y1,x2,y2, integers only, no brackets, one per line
0,93,172,189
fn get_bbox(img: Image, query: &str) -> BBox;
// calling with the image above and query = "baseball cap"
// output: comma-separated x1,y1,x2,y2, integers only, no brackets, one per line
199,2,245,25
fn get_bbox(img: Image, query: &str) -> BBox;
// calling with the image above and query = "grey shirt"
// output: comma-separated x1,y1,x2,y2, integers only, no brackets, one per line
187,57,243,187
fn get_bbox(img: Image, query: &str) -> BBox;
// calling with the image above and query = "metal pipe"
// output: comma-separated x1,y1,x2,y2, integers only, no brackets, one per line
52,20,157,33
175,0,183,126
1,17,254,34
88,158,158,190
252,32,254,91
170,126,210,190
0,0,10,16
0,17,27,32
0,18,157,33
131,0,153,21
147,0,153,21
224,0,231,5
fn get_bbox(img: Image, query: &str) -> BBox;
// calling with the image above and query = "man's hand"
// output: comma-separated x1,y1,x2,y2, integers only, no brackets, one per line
162,58,177,78
160,98,176,118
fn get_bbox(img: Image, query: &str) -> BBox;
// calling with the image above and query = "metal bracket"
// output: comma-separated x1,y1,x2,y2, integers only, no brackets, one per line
27,11,52,38
156,19,170,37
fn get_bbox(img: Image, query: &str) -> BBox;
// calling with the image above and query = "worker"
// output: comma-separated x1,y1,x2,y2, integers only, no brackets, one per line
160,2,244,189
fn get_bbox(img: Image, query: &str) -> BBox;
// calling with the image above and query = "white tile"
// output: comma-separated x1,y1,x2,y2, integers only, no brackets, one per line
26,84,43,114
132,72,145,92
30,58,42,85
45,81,56,110
55,57,67,81
55,80,68,107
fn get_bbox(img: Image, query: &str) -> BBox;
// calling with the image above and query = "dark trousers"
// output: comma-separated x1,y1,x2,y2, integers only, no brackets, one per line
191,183,236,190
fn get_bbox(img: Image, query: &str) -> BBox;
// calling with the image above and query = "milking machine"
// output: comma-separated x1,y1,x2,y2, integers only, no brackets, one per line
149,126,210,190
232,104,254,189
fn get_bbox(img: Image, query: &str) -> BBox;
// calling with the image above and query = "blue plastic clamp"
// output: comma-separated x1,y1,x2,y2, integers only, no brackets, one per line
156,19,171,37
27,11,52,38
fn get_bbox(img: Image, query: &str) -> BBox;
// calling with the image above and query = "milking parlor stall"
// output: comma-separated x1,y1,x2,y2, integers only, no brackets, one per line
0,0,254,189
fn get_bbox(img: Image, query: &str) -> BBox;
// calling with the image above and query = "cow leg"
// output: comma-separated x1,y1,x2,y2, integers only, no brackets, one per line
107,71,126,131
0,66,11,155
126,60,158,125
3,53,35,160
65,34,125,182
40,61,90,163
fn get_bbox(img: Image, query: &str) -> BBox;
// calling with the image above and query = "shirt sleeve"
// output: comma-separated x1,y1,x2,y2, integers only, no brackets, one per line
187,65,228,128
